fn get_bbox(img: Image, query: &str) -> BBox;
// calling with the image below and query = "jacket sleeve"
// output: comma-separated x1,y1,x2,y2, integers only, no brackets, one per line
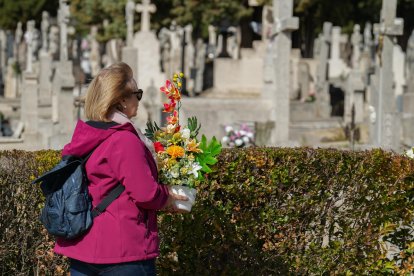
108,131,169,210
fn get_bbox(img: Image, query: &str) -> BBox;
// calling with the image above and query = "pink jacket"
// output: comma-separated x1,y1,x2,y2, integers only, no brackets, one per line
54,120,169,264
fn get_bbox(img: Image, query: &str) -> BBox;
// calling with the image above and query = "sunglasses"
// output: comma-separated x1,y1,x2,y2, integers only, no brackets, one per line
132,89,143,101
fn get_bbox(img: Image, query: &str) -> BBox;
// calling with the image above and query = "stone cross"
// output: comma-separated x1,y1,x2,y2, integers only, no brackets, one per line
329,26,348,79
24,20,35,73
351,24,362,69
375,0,404,149
41,11,50,53
58,0,70,61
135,0,156,32
269,0,298,145
125,0,135,46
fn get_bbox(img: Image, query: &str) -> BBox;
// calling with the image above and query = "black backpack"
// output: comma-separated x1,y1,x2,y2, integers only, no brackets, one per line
32,148,124,239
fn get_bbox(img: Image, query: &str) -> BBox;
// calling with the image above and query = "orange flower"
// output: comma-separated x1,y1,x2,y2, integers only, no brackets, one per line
166,145,185,159
186,139,203,153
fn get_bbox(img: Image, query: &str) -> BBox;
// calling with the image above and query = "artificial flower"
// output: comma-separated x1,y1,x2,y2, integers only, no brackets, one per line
167,110,179,125
186,139,202,153
160,80,181,101
163,100,176,113
181,128,191,139
189,163,202,177
154,141,165,153
166,145,185,159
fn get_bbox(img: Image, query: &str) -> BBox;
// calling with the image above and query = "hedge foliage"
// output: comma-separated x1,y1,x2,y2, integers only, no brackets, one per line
1,148,414,275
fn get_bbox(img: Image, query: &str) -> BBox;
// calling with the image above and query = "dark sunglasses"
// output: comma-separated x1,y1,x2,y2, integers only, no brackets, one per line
132,89,143,101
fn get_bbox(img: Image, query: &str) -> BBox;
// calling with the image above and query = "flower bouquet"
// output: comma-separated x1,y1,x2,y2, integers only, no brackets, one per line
145,73,222,212
221,123,255,148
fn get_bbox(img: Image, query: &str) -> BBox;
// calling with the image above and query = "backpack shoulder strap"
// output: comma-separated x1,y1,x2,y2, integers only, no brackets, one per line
91,183,125,218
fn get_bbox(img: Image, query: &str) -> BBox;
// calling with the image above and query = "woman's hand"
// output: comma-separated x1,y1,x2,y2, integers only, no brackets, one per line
162,186,189,213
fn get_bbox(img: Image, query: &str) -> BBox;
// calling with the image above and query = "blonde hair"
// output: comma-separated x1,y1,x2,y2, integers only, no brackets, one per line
84,62,136,122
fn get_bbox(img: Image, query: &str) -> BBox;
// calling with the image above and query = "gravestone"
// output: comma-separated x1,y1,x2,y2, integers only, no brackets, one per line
393,44,405,97
268,0,298,145
329,26,348,79
208,25,217,58
126,0,135,47
41,11,50,53
373,0,404,150
298,61,311,100
21,72,39,134
24,21,35,73
184,24,195,93
315,22,332,118
89,26,101,76
194,38,206,94
48,26,59,60
402,30,414,145
344,71,365,124
351,24,362,69
58,0,70,61
133,0,164,126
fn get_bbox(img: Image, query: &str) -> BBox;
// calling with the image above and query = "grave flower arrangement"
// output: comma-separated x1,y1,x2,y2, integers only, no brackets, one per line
145,73,221,211
221,123,255,148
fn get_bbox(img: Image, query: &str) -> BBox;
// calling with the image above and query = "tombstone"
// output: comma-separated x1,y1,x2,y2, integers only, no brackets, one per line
261,5,273,42
21,71,39,137
344,71,365,124
159,27,171,74
4,58,18,99
315,22,333,118
364,22,374,54
58,0,70,61
207,25,217,58
393,44,405,97
329,26,348,79
136,0,156,33
48,26,59,60
0,30,6,75
298,61,311,101
406,30,414,93
133,0,164,126
227,26,241,60
194,38,206,94
41,11,50,53
24,21,35,73
103,39,122,68
39,50,53,103
184,24,195,93
14,22,22,60
351,24,362,69
89,26,101,76
126,0,135,47
268,0,298,145
372,0,404,150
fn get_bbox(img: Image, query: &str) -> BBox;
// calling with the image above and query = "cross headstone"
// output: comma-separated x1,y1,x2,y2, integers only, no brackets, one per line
269,0,299,145
126,0,135,47
136,0,156,33
58,0,70,61
351,24,362,69
329,26,348,79
41,11,50,53
374,0,404,149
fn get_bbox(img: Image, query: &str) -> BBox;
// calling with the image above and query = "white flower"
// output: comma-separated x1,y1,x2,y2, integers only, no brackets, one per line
188,162,202,177
239,130,247,136
235,139,243,146
171,170,179,178
406,148,414,159
246,132,254,139
242,136,250,143
181,128,191,139
229,142,235,147
221,136,229,144
225,126,233,133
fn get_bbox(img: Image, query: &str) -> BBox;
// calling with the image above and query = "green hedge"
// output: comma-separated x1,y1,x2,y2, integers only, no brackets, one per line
1,148,414,275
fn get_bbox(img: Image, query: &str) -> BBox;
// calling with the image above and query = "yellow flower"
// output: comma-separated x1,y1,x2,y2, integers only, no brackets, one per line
166,145,185,159
186,139,203,153
179,72,184,77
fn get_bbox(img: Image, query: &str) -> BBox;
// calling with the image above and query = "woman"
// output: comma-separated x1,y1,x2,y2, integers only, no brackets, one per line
55,62,186,275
